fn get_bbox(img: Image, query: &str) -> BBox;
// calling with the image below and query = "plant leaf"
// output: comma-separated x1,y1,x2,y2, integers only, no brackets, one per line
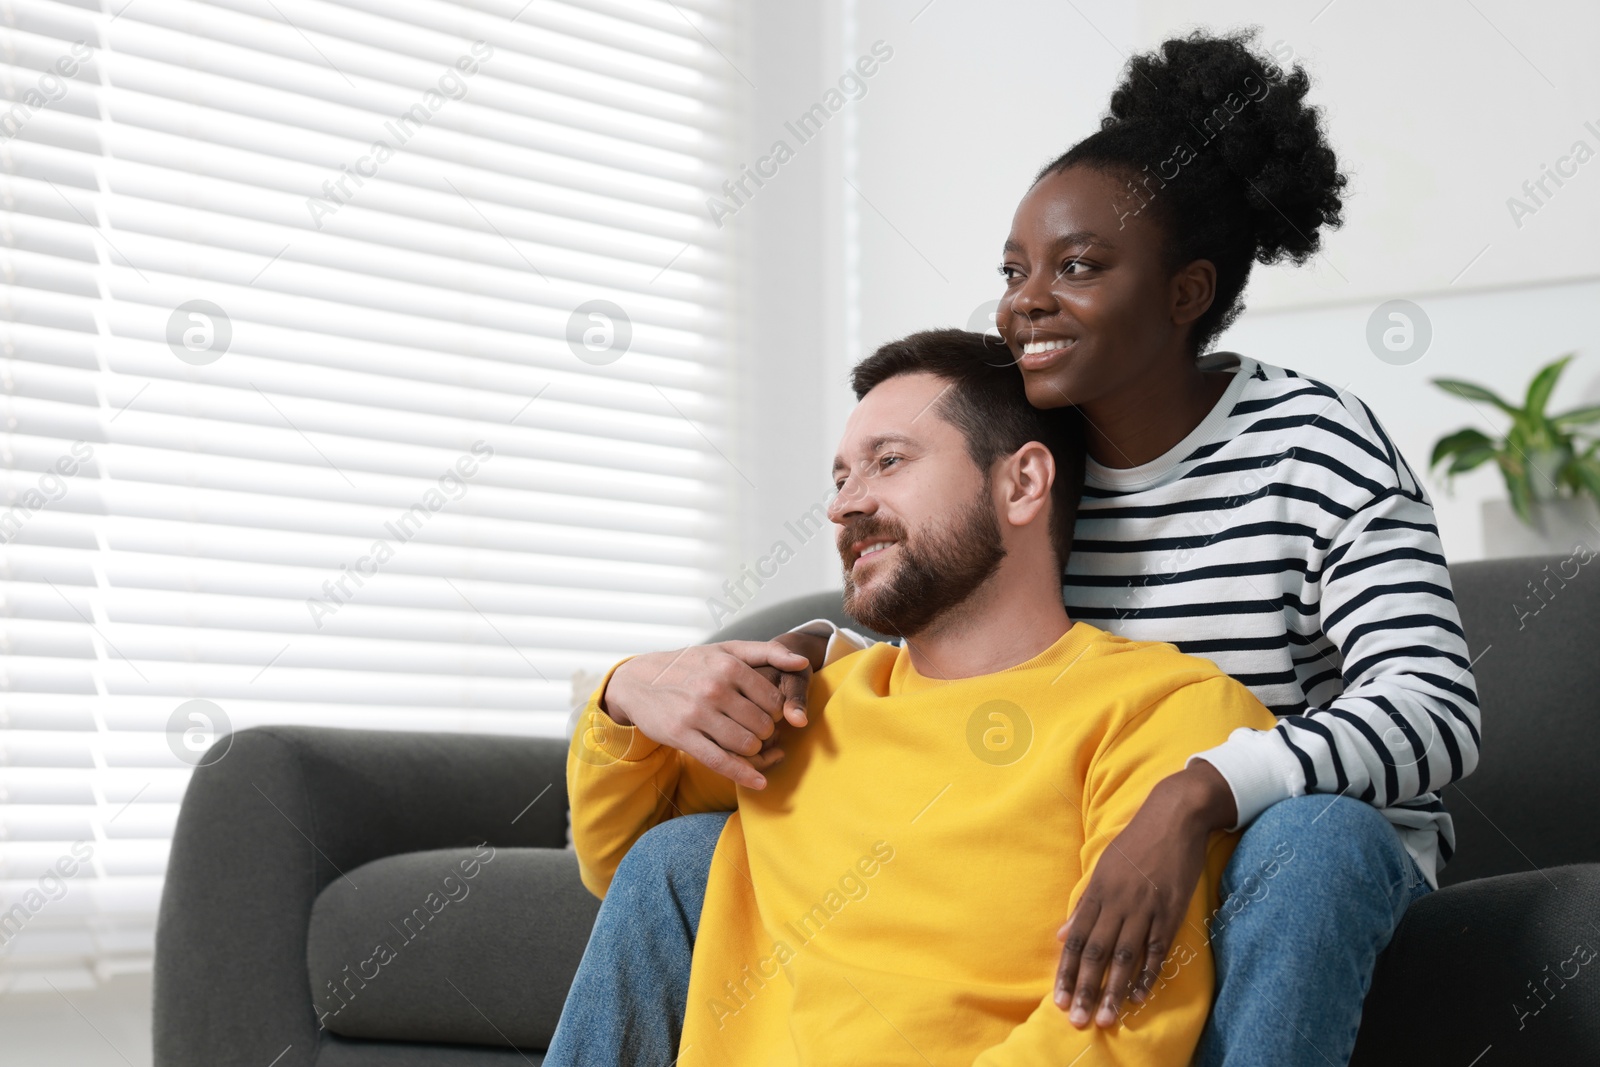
1505,463,1536,525
1576,457,1600,507
1552,404,1600,430
1504,420,1530,459
1447,442,1499,474
1432,378,1519,415
1429,427,1493,469
1524,354,1574,422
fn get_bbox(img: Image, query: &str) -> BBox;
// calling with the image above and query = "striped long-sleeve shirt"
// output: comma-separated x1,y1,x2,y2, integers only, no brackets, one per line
809,353,1479,887
1061,354,1479,887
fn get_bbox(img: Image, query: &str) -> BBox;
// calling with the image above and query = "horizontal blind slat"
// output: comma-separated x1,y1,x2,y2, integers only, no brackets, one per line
0,0,737,981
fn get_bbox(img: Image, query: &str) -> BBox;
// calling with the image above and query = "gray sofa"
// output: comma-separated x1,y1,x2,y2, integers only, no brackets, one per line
153,555,1600,1065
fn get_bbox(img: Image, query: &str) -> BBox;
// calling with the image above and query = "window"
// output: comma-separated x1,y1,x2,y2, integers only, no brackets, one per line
1,0,738,985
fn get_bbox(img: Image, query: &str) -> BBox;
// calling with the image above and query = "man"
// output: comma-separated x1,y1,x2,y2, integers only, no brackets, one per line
549,329,1277,1065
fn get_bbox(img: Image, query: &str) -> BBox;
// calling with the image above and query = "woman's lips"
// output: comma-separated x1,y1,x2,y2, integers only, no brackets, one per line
1017,339,1077,371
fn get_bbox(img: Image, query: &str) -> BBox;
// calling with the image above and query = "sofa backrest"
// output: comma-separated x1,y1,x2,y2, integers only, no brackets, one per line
705,553,1600,887
1440,553,1600,884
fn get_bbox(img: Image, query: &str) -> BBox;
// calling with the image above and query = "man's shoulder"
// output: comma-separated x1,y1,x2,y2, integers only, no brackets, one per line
805,624,1228,685
1070,624,1224,682
801,625,1264,719
1069,627,1274,730
807,638,899,699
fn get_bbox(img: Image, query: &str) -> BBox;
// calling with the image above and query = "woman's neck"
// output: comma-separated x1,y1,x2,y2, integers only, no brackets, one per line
1082,357,1234,470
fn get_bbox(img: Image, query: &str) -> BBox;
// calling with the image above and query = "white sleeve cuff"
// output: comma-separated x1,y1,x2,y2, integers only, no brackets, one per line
1188,726,1306,830
788,617,873,666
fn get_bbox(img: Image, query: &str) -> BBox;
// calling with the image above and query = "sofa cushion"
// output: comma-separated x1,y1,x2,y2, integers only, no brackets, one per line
307,846,598,1049
315,1034,544,1066
1352,863,1600,1064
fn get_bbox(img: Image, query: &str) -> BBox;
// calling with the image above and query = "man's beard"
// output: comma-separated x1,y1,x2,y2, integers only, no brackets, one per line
839,490,1007,638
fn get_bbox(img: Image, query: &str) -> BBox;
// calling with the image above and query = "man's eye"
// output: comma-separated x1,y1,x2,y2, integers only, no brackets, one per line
879,454,901,470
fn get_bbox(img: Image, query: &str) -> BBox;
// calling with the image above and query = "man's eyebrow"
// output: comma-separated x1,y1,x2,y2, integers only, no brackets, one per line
831,433,918,475
1003,230,1113,256
866,432,917,452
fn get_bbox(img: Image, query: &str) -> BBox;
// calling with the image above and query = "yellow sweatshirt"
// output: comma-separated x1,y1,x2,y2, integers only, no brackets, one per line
568,622,1279,1066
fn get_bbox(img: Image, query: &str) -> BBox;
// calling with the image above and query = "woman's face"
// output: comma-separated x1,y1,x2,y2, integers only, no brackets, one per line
996,165,1201,411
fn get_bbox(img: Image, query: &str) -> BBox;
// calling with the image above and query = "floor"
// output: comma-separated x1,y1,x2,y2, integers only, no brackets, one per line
0,972,153,1067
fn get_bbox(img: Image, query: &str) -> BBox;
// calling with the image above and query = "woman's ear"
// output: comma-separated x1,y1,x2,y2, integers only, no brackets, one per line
999,441,1057,531
1171,258,1217,327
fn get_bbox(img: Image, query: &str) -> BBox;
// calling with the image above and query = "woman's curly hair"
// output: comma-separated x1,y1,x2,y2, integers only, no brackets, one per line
1039,28,1348,354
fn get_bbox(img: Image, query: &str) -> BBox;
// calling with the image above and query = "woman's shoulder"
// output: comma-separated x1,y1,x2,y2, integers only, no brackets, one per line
1217,354,1411,484
1222,354,1358,419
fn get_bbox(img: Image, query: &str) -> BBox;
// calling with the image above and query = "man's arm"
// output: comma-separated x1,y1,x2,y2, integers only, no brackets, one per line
599,640,814,789
567,659,744,897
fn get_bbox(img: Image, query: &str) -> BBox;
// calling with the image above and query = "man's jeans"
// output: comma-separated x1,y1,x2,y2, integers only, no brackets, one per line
544,796,1428,1067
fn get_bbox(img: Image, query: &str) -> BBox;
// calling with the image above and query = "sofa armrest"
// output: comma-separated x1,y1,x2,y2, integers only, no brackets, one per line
1351,864,1600,1065
153,726,569,1067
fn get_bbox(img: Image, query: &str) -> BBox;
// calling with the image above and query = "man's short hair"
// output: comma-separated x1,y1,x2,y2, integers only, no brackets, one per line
850,328,1086,569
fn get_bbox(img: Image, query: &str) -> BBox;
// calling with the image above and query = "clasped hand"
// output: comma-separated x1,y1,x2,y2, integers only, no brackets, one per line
598,633,826,789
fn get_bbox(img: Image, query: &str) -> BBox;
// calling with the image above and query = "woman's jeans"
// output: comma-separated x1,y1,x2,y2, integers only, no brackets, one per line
543,795,1429,1067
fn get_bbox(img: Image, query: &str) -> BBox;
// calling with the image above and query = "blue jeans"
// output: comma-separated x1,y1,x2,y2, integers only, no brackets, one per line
543,813,729,1067
544,796,1427,1067
1196,795,1429,1067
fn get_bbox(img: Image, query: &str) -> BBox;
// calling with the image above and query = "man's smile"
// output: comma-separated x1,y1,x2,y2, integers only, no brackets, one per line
850,538,897,571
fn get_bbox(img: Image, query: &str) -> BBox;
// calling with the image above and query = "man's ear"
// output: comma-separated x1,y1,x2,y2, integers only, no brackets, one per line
998,441,1056,532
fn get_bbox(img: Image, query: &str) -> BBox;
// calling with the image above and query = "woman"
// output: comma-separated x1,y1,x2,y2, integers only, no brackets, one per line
551,29,1478,1067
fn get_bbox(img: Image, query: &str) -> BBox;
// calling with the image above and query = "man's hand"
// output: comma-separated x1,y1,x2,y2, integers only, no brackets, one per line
1055,760,1238,1028
598,638,818,790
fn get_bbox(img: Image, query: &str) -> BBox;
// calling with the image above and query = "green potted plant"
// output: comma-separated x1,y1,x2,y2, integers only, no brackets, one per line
1429,354,1600,557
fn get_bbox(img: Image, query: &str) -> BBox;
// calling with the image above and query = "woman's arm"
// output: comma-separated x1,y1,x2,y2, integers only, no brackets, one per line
1192,485,1482,831
1056,477,1483,1026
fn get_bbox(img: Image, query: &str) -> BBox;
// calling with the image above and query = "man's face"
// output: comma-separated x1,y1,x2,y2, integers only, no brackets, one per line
828,373,1007,637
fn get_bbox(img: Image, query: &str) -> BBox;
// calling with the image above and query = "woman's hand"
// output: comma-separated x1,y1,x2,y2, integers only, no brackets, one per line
764,629,827,725
1055,760,1238,1027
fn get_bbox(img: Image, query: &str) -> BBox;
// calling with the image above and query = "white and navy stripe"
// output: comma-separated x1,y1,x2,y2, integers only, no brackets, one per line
1063,354,1480,886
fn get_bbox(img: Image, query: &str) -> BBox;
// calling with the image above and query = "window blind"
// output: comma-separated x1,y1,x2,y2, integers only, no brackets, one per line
0,0,739,986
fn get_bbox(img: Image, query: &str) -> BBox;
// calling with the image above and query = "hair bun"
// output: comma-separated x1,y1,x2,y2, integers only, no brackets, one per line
1104,29,1346,266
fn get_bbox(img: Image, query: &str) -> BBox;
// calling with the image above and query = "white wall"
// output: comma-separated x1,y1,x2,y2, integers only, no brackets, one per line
1220,278,1600,561
0,973,152,1067
736,0,1600,573
1137,0,1600,307
730,0,1142,620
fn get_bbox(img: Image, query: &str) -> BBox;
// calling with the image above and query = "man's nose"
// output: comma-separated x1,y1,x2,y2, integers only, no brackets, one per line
827,472,873,522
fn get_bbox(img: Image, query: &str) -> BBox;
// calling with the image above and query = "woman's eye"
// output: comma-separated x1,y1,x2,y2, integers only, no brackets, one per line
997,265,1020,282
1060,257,1090,276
